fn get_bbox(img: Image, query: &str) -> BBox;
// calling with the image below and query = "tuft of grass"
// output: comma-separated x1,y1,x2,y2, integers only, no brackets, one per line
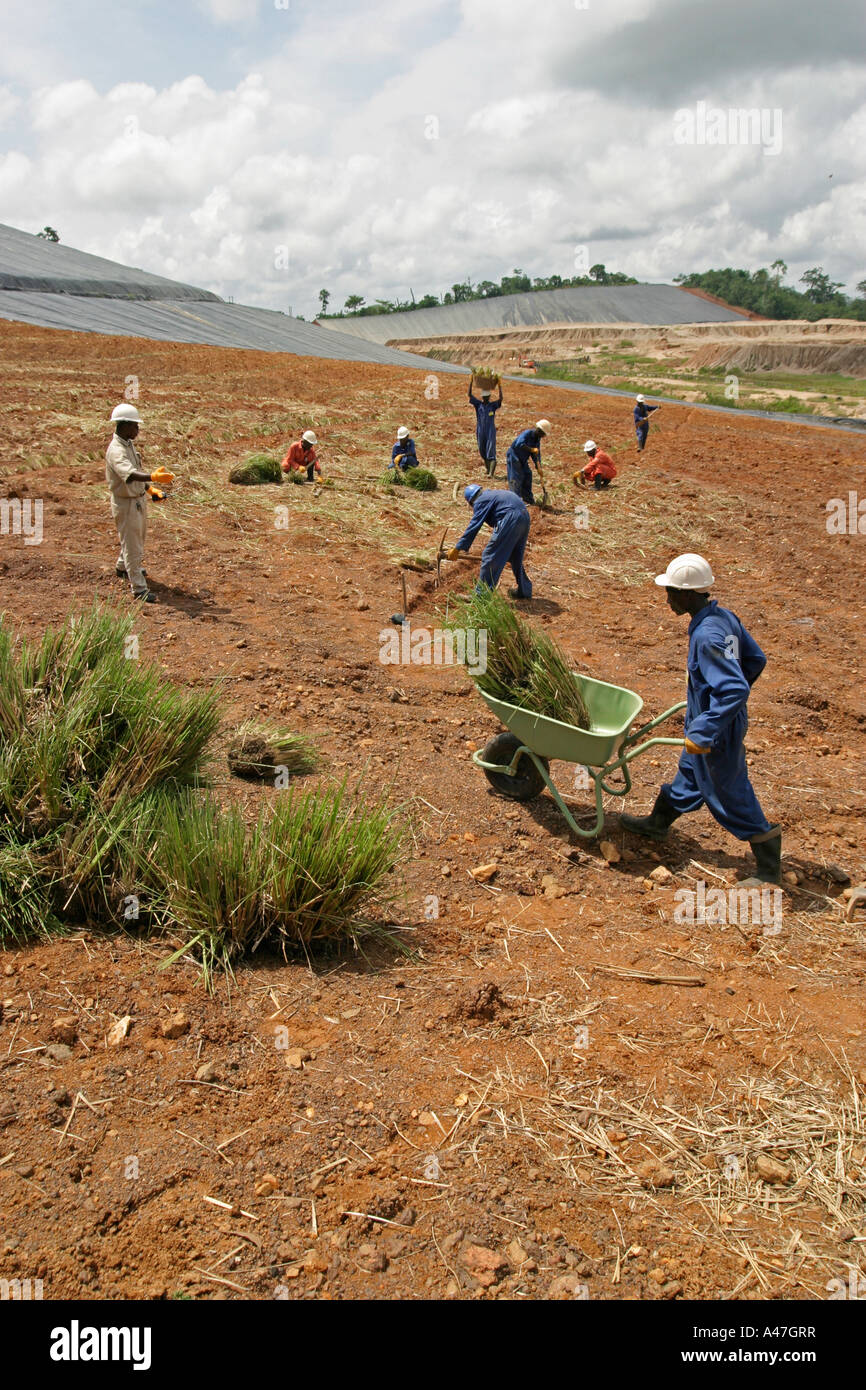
446,585,591,728
227,721,318,781
381,469,405,487
229,453,283,485
151,783,403,985
0,837,61,945
403,467,438,491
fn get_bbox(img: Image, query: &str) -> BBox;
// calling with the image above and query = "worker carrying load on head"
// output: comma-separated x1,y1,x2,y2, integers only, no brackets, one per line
390,426,418,472
620,553,781,886
442,484,532,600
634,394,660,452
575,440,617,490
468,373,503,476
506,420,550,505
282,430,321,482
105,404,174,605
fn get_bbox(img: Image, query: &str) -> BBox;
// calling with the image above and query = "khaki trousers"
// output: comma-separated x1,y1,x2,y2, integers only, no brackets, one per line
111,495,148,594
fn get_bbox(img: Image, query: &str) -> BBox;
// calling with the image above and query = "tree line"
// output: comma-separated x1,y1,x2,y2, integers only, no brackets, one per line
673,263,866,322
317,264,637,318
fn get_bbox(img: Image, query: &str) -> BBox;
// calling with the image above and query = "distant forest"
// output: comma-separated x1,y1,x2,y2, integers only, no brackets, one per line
674,264,866,322
317,264,637,318
317,261,866,322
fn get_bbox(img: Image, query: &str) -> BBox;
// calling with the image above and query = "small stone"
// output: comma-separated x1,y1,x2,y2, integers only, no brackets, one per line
540,874,567,900
195,1059,221,1083
341,1007,361,1020
107,1015,132,1047
782,870,799,886
549,1273,586,1298
634,1159,676,1188
45,1043,73,1062
461,1244,508,1287
599,840,621,864
660,1280,683,1299
356,599,370,612
649,864,674,885
285,1048,310,1070
469,862,498,882
51,1016,78,1045
357,1243,387,1272
255,1174,279,1197
506,1239,529,1266
754,1153,791,1185
160,1012,190,1040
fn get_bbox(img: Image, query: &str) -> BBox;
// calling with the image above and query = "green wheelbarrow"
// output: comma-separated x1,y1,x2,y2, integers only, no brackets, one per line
471,673,686,838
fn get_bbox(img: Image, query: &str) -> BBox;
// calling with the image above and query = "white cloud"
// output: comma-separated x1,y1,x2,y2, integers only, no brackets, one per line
0,1,863,312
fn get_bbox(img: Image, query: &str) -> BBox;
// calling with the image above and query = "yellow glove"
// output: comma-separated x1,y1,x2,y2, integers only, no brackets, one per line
150,466,175,487
684,737,711,755
393,454,404,466
146,485,166,501
573,470,586,486
446,546,464,562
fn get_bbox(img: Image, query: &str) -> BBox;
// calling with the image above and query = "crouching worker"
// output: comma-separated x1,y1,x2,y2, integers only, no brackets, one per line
390,425,418,472
106,404,174,604
575,440,617,489
506,420,550,505
282,430,322,482
620,553,781,885
444,484,532,600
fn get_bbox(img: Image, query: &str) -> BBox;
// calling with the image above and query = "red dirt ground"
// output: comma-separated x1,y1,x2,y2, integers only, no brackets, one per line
0,321,865,1302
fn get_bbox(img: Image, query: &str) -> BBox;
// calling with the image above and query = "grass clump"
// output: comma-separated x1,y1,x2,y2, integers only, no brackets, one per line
446,585,591,729
228,453,283,485
403,467,438,491
153,783,402,984
0,606,403,980
227,721,318,782
381,469,405,487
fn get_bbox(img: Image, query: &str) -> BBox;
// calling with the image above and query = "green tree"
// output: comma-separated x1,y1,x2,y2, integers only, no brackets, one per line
36,226,60,242
589,263,608,283
344,294,365,312
318,288,331,315
770,259,787,285
800,267,844,303
855,279,866,299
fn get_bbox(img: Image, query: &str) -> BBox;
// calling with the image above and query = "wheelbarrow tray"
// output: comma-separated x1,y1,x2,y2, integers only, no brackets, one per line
475,673,644,767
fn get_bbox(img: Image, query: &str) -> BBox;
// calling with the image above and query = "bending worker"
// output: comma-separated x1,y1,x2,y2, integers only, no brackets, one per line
391,425,418,472
282,430,321,482
106,403,174,604
575,439,617,489
444,484,532,600
506,419,550,505
468,374,503,476
620,553,781,886
634,394,660,452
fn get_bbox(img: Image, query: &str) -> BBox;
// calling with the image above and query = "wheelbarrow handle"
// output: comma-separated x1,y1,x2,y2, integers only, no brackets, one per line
621,699,687,747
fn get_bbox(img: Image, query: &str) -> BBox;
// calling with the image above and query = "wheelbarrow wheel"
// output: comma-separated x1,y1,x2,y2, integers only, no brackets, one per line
480,732,549,801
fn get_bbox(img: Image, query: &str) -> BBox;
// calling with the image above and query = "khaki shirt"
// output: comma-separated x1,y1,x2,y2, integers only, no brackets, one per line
106,435,148,499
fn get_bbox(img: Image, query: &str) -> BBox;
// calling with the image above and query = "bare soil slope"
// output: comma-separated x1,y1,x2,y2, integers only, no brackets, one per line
1,321,865,1303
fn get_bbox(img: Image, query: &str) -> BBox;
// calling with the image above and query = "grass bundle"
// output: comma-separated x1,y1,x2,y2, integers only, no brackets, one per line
403,467,438,491
151,782,402,984
381,468,405,487
227,721,317,782
447,585,591,729
228,453,283,485
472,366,500,389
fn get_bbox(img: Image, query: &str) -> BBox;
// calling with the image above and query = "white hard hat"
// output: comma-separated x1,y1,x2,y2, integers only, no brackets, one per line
302,430,318,445
654,553,715,590
535,419,551,434
583,440,597,453
396,426,409,440
110,403,142,424
480,388,491,397
636,394,645,403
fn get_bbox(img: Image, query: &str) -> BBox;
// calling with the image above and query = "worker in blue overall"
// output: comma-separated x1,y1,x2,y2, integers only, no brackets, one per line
506,420,550,504
634,394,660,451
468,375,503,476
443,484,532,599
390,425,418,472
620,553,781,885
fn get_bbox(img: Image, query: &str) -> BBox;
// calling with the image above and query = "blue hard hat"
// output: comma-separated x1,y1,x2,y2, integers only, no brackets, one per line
464,484,482,503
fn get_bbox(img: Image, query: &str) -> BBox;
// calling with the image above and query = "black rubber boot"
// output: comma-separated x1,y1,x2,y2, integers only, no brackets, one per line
620,790,681,841
740,827,782,886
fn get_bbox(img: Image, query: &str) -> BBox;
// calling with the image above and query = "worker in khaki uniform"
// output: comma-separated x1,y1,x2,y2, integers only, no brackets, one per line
105,404,174,603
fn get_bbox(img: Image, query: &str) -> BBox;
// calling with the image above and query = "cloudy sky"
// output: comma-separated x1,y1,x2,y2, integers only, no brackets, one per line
1,0,864,316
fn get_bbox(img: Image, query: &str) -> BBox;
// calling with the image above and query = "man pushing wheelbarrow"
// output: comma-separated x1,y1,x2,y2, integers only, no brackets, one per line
620,553,782,886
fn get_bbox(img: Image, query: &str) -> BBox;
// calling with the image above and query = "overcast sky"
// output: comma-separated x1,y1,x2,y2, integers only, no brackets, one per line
1,0,864,316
